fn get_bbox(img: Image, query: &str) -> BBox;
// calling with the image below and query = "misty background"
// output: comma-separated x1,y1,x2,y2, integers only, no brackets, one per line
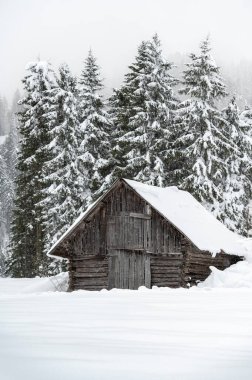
1,0,252,117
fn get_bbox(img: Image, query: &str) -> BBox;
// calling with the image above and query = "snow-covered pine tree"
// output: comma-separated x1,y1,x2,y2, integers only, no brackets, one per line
8,61,56,277
240,105,252,129
0,151,12,275
220,97,252,234
0,96,9,135
78,50,112,200
4,112,19,187
106,34,178,188
239,104,252,234
102,86,131,190
42,63,86,253
0,111,19,274
171,37,229,217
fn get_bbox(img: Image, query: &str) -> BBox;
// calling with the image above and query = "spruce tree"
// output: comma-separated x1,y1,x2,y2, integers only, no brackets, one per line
0,96,9,135
240,105,252,129
102,86,130,189
239,104,252,234
0,92,19,275
78,50,112,200
8,61,56,277
171,37,229,217
220,97,252,234
106,35,177,188
42,63,85,253
0,114,18,272
0,152,12,275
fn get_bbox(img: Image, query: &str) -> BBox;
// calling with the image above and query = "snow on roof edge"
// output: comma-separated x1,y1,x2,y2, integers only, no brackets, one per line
124,179,251,258
47,179,121,256
47,198,100,256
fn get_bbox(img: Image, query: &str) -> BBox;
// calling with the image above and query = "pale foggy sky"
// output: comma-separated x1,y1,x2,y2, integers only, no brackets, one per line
1,0,252,102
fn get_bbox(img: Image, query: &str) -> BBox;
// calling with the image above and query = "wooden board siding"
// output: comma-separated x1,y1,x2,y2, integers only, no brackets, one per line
150,210,182,255
71,206,107,257
108,250,151,290
68,183,184,258
107,214,151,251
58,181,243,291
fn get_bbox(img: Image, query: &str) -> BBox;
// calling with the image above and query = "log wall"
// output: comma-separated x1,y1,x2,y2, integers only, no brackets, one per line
63,181,242,291
69,255,108,291
150,253,183,288
182,244,241,286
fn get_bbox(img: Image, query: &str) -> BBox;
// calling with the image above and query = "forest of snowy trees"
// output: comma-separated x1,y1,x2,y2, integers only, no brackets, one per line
1,35,252,277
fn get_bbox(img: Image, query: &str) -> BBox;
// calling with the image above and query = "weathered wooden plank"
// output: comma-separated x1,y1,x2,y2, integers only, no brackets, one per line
151,262,182,268
73,263,108,269
73,256,107,261
73,279,108,286
124,251,129,289
129,212,151,220
109,253,115,288
72,257,108,263
153,284,181,288
73,285,107,291
73,272,108,278
151,253,183,259
151,269,182,274
144,254,151,288
74,266,108,272
128,252,134,289
152,276,181,282
135,252,141,289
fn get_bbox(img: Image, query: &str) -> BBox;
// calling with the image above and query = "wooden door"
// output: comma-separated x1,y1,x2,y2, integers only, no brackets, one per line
106,212,151,251
107,212,151,290
108,250,151,290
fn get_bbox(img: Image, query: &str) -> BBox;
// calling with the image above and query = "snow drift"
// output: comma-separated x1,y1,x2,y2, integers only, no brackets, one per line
198,260,252,288
0,272,68,295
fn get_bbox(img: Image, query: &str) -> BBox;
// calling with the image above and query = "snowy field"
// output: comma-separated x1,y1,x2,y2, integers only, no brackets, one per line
1,267,252,380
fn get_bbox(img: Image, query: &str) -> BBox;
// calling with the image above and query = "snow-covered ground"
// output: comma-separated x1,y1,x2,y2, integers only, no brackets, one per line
1,267,252,380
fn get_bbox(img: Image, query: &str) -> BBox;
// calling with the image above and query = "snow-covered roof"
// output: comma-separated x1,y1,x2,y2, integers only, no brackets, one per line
48,178,252,258
125,179,251,257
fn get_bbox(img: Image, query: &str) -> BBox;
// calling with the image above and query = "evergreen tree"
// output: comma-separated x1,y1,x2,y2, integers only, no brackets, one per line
0,92,19,275
42,63,85,253
8,61,56,277
240,105,252,129
106,35,177,188
171,37,229,217
4,113,19,185
78,50,112,200
220,97,252,234
0,96,9,135
102,86,130,190
0,152,12,275
239,104,252,234
0,113,19,272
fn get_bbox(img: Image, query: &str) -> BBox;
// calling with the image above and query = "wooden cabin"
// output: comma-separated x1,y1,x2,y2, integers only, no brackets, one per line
48,179,243,291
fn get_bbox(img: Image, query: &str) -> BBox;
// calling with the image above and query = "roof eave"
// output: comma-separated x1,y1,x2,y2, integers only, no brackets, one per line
47,178,123,257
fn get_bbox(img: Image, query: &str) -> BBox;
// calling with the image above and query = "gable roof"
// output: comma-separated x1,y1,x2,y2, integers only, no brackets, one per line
48,178,252,258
